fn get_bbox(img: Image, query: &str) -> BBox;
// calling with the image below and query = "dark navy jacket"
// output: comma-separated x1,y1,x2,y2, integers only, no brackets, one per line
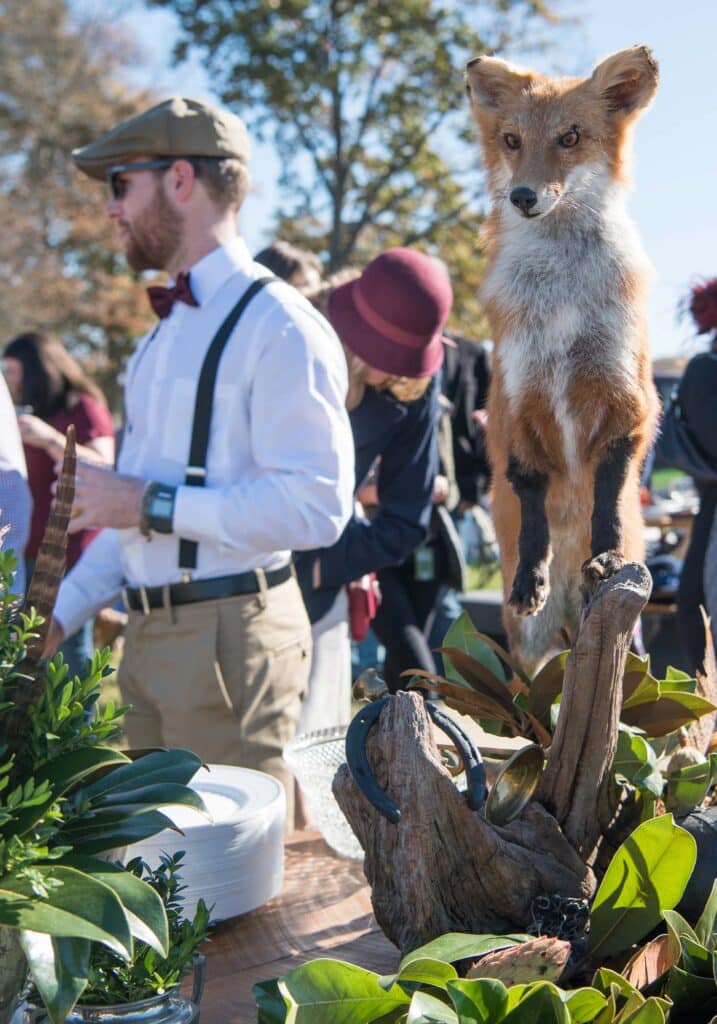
295,375,440,623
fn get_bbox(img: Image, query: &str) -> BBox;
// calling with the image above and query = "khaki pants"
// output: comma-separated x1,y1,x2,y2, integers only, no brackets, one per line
118,575,311,825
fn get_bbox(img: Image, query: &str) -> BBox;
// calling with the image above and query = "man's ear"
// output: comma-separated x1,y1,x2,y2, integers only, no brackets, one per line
167,158,197,202
465,56,530,113
590,45,658,116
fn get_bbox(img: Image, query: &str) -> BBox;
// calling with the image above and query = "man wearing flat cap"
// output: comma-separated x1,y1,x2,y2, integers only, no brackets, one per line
48,97,354,820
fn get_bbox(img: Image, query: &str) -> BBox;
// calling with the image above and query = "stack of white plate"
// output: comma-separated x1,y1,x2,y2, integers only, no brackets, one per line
125,764,285,921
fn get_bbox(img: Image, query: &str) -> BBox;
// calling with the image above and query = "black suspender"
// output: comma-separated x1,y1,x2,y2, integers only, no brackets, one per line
178,275,276,572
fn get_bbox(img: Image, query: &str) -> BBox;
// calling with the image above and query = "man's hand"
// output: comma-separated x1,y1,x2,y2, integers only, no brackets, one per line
66,463,145,533
43,617,65,659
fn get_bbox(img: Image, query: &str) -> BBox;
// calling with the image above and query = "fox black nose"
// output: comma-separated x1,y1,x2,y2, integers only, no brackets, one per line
510,187,538,215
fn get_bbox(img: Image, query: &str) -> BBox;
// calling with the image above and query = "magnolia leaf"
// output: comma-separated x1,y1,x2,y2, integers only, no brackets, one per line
621,933,681,991
446,978,509,1022
379,957,457,992
618,999,668,1023
664,757,714,815
501,981,570,1022
60,809,177,854
561,987,608,1022
527,651,569,726
695,879,717,948
78,748,203,801
0,746,130,839
588,815,697,959
253,976,291,1024
61,854,169,956
621,691,717,738
87,782,208,817
663,666,698,692
437,648,516,713
664,964,717,1018
0,866,132,957
470,629,532,686
407,989,458,1023
20,932,90,1024
398,933,528,973
441,613,507,683
268,958,410,1023
614,728,664,798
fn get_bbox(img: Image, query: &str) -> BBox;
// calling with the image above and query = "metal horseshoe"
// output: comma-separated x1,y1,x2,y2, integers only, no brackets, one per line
345,696,487,824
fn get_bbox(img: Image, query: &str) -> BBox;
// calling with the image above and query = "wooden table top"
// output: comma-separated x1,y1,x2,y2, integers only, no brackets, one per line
196,831,399,1023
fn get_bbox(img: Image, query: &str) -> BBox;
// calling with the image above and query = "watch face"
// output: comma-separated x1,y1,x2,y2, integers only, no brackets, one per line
152,495,174,518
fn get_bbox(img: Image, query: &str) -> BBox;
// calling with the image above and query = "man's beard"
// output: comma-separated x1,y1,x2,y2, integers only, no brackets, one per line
122,185,184,272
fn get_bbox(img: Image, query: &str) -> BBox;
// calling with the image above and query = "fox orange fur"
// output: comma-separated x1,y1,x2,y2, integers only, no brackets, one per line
465,46,660,674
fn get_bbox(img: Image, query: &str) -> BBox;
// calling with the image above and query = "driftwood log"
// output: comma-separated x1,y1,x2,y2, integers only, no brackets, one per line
333,561,652,954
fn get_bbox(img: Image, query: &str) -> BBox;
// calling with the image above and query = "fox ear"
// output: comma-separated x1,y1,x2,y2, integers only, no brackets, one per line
590,45,658,116
466,56,529,112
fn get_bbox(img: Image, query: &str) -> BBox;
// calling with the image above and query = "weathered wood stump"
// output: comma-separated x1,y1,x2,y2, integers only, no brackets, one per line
333,561,653,954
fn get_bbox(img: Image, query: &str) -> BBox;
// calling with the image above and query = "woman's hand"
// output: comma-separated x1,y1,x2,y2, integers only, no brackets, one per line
18,413,64,455
433,474,449,505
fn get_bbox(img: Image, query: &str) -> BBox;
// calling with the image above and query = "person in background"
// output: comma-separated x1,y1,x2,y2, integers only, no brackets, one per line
3,332,114,671
660,280,717,674
255,240,323,293
44,97,354,823
0,372,32,599
296,247,452,727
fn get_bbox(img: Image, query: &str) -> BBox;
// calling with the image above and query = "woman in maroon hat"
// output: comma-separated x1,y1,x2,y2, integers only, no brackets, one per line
295,247,454,731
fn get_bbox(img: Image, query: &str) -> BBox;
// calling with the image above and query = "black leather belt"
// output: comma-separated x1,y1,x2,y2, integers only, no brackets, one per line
122,564,293,614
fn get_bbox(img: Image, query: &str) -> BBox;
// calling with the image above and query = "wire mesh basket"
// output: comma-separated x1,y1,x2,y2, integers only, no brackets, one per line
284,726,363,859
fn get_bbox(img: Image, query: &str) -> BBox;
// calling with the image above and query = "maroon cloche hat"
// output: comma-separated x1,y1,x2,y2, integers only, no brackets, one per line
327,247,454,378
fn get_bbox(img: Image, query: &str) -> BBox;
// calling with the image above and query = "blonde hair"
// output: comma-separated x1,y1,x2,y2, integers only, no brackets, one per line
306,268,432,411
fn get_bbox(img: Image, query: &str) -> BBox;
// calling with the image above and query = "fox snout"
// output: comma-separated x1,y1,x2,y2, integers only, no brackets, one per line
510,187,538,216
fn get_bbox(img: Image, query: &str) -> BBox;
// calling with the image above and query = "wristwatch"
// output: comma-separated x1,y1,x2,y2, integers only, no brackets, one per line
140,482,177,537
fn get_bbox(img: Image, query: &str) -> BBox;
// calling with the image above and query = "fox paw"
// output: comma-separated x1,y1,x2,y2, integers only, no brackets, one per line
582,550,625,584
509,563,550,616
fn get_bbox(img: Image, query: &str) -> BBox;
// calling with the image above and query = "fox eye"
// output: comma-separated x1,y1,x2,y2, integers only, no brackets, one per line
558,128,580,148
503,133,521,151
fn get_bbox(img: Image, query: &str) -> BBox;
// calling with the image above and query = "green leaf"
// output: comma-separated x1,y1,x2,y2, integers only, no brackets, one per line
379,956,457,992
407,989,458,1023
0,866,132,956
501,982,570,1023
441,613,507,684
20,932,90,1024
665,758,715,815
59,809,176,854
253,976,291,1024
614,727,663,797
270,958,410,1023
662,666,697,693
621,691,717,738
588,816,697,959
0,747,130,839
77,748,202,801
60,854,169,956
446,978,509,1023
618,999,667,1024
561,988,608,1022
664,964,717,1018
398,933,528,973
696,880,717,948
528,652,569,726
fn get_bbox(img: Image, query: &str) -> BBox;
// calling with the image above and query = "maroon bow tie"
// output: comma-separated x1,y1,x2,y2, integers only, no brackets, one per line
147,272,199,319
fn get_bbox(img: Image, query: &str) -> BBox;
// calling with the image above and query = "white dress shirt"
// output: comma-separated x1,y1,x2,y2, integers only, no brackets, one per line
54,236,354,636
0,375,32,598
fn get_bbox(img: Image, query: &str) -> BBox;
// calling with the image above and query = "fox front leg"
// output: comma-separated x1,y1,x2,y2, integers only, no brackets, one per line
583,435,636,582
506,455,551,616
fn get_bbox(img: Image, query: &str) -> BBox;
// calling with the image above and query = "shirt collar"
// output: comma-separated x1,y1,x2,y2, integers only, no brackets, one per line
184,236,253,308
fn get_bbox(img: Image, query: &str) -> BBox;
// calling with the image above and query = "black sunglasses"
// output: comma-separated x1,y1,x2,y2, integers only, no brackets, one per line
106,159,174,200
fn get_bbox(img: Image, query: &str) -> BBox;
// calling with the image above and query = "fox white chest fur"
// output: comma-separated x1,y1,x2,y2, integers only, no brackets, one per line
483,172,649,473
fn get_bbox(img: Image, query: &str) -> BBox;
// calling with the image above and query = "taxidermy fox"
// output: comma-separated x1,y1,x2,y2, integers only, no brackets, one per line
465,45,660,674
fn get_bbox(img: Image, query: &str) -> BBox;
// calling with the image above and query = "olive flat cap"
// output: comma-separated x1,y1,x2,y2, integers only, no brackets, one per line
72,97,250,180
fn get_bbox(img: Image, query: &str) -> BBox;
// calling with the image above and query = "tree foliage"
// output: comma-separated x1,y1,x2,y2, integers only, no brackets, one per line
0,0,156,408
152,0,559,337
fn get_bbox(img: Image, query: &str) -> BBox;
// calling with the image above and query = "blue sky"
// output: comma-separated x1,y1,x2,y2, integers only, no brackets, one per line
129,0,717,359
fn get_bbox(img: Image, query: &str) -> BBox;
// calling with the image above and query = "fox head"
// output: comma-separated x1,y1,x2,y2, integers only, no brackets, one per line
466,45,658,221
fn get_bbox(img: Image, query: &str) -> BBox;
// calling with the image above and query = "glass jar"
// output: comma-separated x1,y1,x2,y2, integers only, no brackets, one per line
25,956,204,1024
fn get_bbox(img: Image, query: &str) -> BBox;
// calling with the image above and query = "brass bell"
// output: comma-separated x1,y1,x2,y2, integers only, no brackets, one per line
483,743,545,827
